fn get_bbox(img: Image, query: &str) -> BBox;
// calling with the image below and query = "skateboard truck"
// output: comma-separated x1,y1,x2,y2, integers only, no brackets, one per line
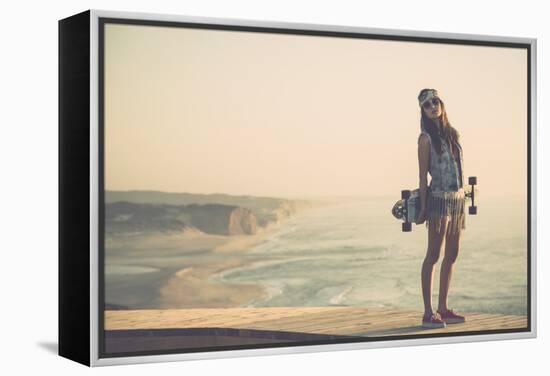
465,176,477,215
401,190,412,232
390,189,416,232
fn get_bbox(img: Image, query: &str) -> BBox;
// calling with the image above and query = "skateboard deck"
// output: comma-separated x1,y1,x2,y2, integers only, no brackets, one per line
392,176,478,232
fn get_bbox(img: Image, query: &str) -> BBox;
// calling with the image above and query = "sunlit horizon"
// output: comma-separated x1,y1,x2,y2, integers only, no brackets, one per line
104,24,528,200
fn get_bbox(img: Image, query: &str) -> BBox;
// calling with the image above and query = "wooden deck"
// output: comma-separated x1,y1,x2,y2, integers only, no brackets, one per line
105,307,527,338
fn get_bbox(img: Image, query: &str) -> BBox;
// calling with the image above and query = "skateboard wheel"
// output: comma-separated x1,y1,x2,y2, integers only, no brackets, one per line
402,222,412,232
402,190,411,200
469,206,477,215
469,176,477,185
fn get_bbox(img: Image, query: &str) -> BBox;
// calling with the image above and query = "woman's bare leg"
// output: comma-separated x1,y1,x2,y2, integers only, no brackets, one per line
437,221,461,312
421,216,448,316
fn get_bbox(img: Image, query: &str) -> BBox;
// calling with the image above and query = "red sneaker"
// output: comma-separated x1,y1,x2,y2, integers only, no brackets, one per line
422,312,446,329
437,308,466,324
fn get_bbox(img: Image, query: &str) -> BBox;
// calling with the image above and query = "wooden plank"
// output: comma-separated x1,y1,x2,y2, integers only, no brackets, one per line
105,307,351,330
242,310,371,333
182,308,352,329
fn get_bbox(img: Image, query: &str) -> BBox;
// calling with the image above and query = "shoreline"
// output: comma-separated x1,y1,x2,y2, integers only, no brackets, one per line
106,216,290,310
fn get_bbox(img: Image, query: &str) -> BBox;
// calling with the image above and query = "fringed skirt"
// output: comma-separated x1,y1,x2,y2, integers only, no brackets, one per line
425,189,466,234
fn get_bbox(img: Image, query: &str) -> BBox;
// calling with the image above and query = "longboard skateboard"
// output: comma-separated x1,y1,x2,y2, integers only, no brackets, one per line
392,176,478,232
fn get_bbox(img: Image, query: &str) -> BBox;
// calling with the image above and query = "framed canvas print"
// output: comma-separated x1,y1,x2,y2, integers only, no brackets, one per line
58,9,537,367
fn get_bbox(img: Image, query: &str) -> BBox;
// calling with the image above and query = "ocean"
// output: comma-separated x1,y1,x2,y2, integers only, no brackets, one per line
212,195,529,315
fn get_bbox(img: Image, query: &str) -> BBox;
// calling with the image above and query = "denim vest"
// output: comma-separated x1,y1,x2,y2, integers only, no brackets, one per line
418,130,464,193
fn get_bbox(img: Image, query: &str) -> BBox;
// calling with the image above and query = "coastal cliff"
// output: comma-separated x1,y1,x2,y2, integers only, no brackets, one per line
106,202,258,236
105,191,314,236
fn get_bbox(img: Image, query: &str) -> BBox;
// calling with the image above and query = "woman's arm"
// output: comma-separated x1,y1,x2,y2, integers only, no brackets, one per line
418,134,430,211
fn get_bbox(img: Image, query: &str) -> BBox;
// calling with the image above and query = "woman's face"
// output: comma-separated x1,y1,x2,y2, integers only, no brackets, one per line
422,97,442,119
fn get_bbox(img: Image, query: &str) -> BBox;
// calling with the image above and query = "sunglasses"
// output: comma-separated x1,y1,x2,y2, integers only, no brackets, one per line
422,98,441,109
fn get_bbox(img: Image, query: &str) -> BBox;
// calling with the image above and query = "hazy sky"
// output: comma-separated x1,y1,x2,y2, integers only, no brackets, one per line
104,23,527,199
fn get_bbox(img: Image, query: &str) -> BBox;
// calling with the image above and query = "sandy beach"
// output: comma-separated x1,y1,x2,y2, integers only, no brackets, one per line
105,222,283,310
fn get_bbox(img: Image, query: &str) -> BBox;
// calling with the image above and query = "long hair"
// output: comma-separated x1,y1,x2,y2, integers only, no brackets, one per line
418,89,461,155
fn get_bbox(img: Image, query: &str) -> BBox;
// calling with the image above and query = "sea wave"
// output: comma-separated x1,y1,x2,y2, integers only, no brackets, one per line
329,285,354,305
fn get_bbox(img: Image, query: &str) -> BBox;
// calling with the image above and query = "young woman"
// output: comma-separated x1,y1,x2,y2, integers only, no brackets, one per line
416,88,467,329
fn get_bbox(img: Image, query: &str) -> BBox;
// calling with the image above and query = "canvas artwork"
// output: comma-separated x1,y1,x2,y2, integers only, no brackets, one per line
100,20,530,356
58,10,536,367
